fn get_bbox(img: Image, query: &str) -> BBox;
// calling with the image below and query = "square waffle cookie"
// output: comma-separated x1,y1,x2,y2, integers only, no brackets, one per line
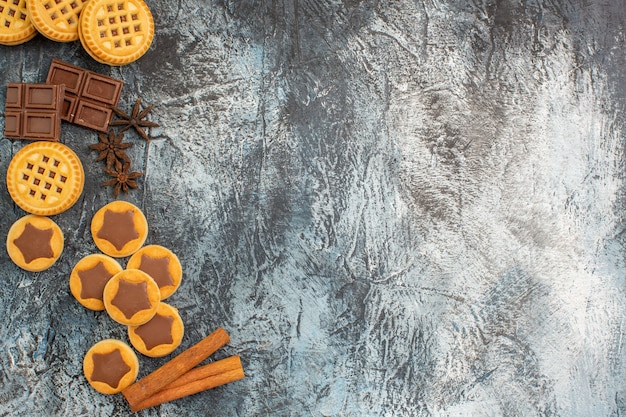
6,141,85,216
78,0,154,66
0,0,37,45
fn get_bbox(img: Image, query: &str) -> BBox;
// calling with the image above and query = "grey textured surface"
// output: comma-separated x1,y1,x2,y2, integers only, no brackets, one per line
1,0,625,416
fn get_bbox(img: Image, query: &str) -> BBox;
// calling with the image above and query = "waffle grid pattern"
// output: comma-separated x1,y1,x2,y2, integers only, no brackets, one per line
19,153,68,203
0,0,35,45
1,0,27,30
96,2,143,49
79,0,153,65
6,142,84,216
28,0,89,41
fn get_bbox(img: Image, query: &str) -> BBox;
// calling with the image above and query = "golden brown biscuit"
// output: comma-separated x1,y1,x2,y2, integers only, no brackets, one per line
0,0,37,46
27,0,88,42
6,141,85,216
6,215,63,272
69,254,123,311
90,201,148,258
83,339,139,394
128,302,184,357
78,0,154,66
126,245,182,300
103,269,160,326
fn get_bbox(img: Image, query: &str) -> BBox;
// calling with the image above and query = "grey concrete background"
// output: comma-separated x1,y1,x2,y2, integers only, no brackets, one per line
1,0,625,416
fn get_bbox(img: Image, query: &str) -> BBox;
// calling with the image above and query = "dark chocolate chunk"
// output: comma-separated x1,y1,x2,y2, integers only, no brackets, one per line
4,83,64,141
46,59,123,132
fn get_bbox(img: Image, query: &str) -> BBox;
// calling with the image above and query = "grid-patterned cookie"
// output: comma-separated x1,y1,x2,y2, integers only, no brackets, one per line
0,0,37,45
27,0,89,42
6,142,85,216
78,0,154,65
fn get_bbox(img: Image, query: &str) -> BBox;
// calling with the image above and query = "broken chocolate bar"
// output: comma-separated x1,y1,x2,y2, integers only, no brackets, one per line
4,83,65,141
46,59,123,132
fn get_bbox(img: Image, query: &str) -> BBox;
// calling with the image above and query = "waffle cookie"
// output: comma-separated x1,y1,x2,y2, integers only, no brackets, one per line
103,269,160,326
70,254,124,311
6,215,63,272
0,0,37,46
90,200,148,257
126,245,182,300
6,141,84,216
27,0,89,42
83,339,139,394
128,302,184,357
78,0,154,66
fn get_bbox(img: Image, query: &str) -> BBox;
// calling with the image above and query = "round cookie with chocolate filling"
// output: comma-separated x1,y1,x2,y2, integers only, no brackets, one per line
128,302,184,357
103,269,160,326
6,215,64,272
83,339,139,394
126,245,182,300
90,201,148,258
69,254,123,311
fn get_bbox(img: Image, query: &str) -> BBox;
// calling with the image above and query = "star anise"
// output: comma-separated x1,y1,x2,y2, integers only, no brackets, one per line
102,160,143,198
110,97,160,142
88,129,132,169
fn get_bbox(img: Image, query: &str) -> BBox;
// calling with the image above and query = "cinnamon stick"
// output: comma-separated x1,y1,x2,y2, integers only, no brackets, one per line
122,327,230,410
132,355,244,411
158,355,242,390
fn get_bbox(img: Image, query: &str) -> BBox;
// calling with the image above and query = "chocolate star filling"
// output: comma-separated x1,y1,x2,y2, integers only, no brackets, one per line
139,254,174,288
78,261,114,300
13,223,54,264
111,280,152,319
90,349,131,389
96,209,139,251
135,314,174,350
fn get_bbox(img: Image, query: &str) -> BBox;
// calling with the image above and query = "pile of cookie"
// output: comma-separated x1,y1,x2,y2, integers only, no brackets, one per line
73,200,186,393
0,0,154,65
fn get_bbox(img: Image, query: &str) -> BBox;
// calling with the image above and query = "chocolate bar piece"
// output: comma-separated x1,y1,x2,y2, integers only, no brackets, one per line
4,83,65,141
46,59,123,132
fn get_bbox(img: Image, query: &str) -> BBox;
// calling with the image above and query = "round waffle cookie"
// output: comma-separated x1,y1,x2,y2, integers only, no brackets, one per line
27,0,89,42
6,142,85,216
6,214,64,272
0,0,37,45
78,0,154,65
83,339,139,394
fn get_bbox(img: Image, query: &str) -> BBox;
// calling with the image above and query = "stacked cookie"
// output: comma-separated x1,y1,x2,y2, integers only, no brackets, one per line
70,201,185,394
0,0,154,66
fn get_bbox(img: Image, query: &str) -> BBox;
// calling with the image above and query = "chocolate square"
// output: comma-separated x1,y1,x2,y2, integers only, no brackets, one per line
4,111,21,137
23,112,58,140
6,84,23,108
75,101,113,132
46,59,123,132
4,83,64,141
